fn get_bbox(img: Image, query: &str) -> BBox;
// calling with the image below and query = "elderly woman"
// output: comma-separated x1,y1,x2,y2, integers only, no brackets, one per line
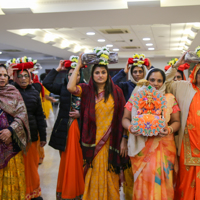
0,64,31,199
11,68,47,200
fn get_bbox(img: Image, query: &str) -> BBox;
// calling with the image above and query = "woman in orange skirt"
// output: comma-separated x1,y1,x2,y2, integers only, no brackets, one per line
43,57,85,200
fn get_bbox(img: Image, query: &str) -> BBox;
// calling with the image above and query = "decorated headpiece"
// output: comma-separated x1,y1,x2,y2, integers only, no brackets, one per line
128,53,149,67
5,56,38,73
93,46,110,65
64,55,87,69
195,46,200,58
164,58,178,71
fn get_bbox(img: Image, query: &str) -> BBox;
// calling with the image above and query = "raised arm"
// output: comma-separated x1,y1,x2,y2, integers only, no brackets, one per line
67,54,83,93
43,60,66,95
112,61,129,85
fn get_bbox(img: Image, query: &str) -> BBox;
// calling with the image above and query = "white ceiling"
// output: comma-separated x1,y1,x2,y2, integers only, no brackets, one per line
0,0,200,62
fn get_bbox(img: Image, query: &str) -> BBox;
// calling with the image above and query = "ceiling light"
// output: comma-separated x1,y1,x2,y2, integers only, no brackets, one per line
84,48,91,53
193,23,200,29
0,52,2,54
189,30,197,38
44,33,58,43
179,43,185,46
73,45,81,53
113,48,119,51
61,40,71,48
98,39,105,42
0,0,37,9
148,48,155,50
86,32,95,35
185,39,192,45
106,44,113,47
184,45,189,50
143,38,150,41
146,43,153,46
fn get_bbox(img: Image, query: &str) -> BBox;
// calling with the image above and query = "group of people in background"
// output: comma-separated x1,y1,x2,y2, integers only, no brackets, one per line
0,45,200,200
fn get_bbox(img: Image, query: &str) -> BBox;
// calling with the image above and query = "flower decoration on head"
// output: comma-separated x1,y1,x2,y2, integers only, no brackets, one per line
5,58,16,68
178,63,190,72
93,46,109,65
64,55,87,69
167,58,178,66
5,56,38,73
128,53,149,67
195,46,200,58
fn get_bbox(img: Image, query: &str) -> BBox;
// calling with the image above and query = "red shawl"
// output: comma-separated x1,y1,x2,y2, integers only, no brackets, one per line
80,77,128,174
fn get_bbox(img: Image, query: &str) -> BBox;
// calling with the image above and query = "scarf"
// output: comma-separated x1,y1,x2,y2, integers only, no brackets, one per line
0,84,31,152
130,65,148,84
80,77,127,174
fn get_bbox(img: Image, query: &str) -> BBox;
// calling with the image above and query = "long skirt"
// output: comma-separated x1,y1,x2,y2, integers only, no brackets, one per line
56,119,84,200
0,151,26,199
23,141,41,199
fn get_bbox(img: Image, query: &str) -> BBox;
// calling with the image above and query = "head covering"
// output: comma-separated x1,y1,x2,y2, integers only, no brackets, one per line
177,63,190,80
79,77,128,174
128,53,148,84
189,63,200,84
0,84,31,151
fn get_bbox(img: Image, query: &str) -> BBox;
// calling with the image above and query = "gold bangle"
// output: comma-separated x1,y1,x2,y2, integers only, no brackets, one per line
168,126,173,134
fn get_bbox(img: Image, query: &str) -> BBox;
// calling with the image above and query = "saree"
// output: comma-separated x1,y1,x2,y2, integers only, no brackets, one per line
56,94,84,200
82,92,120,200
128,93,179,200
175,85,200,200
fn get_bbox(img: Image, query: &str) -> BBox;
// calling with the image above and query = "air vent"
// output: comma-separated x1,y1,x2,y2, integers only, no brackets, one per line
2,49,21,52
114,40,126,43
122,46,140,50
100,29,130,34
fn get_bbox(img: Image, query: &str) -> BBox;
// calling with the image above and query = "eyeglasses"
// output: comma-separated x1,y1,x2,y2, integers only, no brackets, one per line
18,74,29,79
132,70,143,74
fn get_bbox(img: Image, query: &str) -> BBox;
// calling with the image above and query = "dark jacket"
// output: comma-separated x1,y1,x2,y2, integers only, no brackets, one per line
14,83,47,142
112,69,136,102
43,69,72,151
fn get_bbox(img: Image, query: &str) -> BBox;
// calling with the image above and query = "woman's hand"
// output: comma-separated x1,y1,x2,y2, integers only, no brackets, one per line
129,125,140,136
7,64,18,80
0,129,12,143
120,137,128,157
174,51,189,68
69,109,80,119
158,127,169,137
124,61,131,74
77,53,84,69
56,60,66,72
40,141,47,147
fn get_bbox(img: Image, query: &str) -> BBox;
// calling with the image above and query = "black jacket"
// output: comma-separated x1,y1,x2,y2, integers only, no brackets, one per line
43,69,72,151
14,83,47,142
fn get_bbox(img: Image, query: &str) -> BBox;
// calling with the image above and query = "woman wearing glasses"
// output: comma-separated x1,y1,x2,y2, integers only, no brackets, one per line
8,59,47,200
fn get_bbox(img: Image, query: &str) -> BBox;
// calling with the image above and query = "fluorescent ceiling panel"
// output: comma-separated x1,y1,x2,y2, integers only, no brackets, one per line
160,0,200,7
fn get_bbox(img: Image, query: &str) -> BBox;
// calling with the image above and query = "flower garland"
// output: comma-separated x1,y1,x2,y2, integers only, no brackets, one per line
128,53,149,67
195,46,200,58
93,46,109,65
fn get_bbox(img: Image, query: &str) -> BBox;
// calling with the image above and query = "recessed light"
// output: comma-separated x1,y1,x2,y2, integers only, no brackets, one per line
113,48,119,51
0,52,2,54
106,44,113,47
98,39,105,42
148,48,154,50
86,32,95,35
146,43,153,46
143,38,150,41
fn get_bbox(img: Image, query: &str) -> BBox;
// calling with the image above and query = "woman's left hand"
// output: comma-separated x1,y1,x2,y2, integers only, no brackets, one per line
0,129,12,143
40,141,47,147
120,137,128,157
158,127,169,137
69,109,80,118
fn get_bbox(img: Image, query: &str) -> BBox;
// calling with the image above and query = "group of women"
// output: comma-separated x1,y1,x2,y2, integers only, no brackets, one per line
0,47,199,200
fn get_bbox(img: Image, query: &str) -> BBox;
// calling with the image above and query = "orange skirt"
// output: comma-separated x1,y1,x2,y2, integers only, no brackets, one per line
37,135,45,164
23,141,41,200
56,119,84,199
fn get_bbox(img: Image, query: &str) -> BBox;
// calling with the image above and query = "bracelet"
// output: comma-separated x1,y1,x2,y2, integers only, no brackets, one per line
128,125,133,133
167,126,173,135
122,135,128,139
